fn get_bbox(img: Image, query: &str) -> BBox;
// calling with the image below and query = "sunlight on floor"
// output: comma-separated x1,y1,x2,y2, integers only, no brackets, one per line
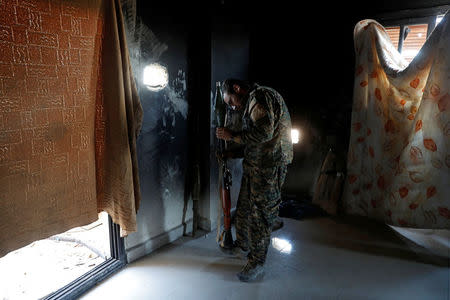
271,237,293,254
0,212,110,300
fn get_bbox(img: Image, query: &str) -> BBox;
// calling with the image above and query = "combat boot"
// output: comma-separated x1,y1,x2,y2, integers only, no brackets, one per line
237,261,265,282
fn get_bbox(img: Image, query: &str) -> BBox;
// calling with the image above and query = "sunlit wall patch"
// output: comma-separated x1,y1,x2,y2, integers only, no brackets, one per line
271,237,292,254
143,63,169,91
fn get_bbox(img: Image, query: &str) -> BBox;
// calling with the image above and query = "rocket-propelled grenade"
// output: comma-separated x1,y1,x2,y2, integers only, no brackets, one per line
214,81,233,250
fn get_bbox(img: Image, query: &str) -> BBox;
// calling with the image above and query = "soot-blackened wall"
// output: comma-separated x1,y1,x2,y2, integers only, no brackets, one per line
124,11,192,262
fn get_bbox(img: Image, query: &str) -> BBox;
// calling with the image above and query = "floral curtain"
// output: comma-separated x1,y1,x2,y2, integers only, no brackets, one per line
342,12,450,229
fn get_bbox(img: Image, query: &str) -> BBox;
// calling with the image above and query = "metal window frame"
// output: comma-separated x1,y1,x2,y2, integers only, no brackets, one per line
384,17,436,53
43,216,126,300
374,5,450,53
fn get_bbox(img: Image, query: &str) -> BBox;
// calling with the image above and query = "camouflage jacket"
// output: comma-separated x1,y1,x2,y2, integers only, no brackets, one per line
232,84,293,169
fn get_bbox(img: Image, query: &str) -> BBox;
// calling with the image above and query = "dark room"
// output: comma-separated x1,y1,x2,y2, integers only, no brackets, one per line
0,0,449,299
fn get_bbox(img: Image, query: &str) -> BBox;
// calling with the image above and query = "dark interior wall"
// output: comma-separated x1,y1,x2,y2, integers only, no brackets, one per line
210,16,250,217
359,0,450,14
245,5,359,197
211,19,250,84
187,15,213,230
125,8,193,259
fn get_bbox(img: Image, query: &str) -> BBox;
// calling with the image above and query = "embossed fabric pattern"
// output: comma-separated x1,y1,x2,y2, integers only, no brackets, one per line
0,0,142,258
96,0,142,237
342,13,450,229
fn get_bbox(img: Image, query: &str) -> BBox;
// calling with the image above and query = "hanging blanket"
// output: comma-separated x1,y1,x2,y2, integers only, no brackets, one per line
0,0,142,258
342,12,450,229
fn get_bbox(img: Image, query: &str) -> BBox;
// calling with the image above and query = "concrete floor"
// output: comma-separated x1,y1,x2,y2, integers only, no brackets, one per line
80,217,450,300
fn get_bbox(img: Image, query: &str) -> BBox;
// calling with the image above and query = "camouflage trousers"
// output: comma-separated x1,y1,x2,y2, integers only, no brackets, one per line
235,163,288,265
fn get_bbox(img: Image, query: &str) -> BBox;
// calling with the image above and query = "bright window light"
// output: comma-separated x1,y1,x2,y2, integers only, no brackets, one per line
436,15,444,27
271,237,292,254
291,129,300,144
402,49,419,58
143,63,168,91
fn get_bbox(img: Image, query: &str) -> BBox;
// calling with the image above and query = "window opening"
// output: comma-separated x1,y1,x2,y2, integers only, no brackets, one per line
384,14,444,64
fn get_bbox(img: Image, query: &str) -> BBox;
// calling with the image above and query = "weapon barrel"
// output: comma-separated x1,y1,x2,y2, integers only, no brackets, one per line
221,184,231,230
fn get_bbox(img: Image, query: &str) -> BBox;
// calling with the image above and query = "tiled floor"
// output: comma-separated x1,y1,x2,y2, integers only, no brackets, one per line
80,217,450,300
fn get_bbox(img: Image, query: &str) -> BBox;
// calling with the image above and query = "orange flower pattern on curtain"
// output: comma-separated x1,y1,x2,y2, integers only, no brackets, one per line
342,13,450,229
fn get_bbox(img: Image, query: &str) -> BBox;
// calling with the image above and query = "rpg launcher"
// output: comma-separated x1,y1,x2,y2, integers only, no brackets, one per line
214,81,234,251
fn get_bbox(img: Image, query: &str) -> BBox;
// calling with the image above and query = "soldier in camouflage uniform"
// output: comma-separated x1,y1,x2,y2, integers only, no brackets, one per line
216,78,293,282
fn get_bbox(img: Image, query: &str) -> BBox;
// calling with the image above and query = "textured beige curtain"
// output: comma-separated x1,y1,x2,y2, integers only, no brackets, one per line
342,13,450,229
96,0,142,236
0,0,142,258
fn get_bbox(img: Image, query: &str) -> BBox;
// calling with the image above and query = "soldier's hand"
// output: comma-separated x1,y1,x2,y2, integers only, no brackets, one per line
216,127,233,141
